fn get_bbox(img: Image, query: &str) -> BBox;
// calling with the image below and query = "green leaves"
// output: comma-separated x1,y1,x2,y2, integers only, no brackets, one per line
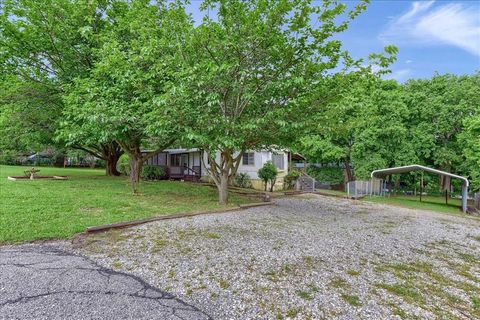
299,71,479,184
167,0,365,155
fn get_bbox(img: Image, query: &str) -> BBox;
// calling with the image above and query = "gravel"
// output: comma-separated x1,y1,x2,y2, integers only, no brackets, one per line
70,195,480,319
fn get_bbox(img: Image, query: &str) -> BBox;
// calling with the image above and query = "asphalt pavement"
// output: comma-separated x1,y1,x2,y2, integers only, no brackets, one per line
0,244,211,320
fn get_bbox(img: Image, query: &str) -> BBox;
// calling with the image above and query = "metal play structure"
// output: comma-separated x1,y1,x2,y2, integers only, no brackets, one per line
370,164,469,213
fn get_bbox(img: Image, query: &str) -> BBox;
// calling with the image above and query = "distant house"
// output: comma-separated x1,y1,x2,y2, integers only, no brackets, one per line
144,148,305,190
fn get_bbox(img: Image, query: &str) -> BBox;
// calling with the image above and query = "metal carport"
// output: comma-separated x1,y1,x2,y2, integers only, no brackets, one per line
371,164,469,213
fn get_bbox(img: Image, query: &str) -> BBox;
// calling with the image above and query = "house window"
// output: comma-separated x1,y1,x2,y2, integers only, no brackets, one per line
272,153,284,170
170,154,182,166
242,152,254,165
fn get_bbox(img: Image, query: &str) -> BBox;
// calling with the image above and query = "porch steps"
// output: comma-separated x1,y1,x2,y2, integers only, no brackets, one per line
297,172,315,193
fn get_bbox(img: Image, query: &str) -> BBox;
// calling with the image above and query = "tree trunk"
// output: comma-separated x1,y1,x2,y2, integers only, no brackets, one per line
105,151,121,176
106,157,120,176
129,155,143,194
269,178,276,192
218,173,229,205
73,141,124,176
201,149,244,205
116,138,173,193
102,142,123,176
344,160,354,182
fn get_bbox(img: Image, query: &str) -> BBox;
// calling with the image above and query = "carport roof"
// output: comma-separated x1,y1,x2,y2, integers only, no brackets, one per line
371,164,469,187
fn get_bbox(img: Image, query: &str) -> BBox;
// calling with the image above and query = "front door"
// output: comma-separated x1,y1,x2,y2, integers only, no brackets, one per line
181,154,189,175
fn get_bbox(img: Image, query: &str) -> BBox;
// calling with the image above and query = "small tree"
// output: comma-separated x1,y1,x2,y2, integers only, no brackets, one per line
284,169,301,190
258,161,278,192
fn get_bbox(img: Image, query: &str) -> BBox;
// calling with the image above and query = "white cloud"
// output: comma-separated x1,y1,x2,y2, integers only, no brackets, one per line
405,60,413,64
385,68,412,82
397,1,434,23
380,1,480,56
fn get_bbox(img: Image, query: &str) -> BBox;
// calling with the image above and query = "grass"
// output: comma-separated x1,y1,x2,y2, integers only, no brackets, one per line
218,279,230,289
346,269,360,276
472,296,480,310
376,283,424,303
366,194,474,216
316,188,474,217
296,284,319,301
315,189,346,197
286,308,299,318
341,294,361,307
0,165,250,243
375,258,480,318
328,277,350,289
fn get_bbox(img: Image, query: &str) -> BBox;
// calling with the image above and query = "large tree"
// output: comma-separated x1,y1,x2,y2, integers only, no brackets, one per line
299,74,373,182
0,74,61,153
459,115,480,191
64,0,189,191
0,0,123,174
166,0,370,204
300,72,479,190
403,73,480,190
350,79,416,179
299,70,406,182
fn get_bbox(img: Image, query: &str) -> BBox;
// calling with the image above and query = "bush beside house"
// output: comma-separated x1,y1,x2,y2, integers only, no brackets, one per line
141,165,166,180
258,161,278,192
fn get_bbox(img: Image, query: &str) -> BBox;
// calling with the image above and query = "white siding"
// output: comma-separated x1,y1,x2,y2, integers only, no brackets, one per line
199,150,287,179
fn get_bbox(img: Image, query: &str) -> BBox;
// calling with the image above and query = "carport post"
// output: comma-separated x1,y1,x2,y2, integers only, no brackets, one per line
461,183,468,213
420,173,423,202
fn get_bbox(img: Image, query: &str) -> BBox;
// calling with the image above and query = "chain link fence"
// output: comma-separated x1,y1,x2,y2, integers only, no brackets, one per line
346,179,385,199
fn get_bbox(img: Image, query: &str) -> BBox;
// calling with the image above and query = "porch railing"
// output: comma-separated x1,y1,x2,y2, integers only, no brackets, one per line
296,172,315,192
168,165,201,180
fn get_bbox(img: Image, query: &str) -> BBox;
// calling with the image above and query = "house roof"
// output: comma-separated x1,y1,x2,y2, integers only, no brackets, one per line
163,148,200,154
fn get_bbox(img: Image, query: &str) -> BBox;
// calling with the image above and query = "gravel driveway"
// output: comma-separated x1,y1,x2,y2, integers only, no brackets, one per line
0,245,210,319
71,196,479,319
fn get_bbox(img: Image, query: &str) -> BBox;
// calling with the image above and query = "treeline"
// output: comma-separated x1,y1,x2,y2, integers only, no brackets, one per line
1,0,389,203
0,0,478,206
300,73,480,191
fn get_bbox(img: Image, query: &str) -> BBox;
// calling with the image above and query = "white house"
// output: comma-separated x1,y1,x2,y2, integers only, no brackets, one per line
144,148,303,190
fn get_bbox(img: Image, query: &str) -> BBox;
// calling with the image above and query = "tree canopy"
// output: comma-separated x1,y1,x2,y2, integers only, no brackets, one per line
62,0,190,191
299,72,480,192
1,0,478,200
0,0,124,174
163,0,374,203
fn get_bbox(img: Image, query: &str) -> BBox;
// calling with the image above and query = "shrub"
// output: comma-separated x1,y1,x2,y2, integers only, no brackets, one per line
117,154,130,176
0,151,18,165
258,161,278,192
234,173,252,189
95,159,106,168
307,166,343,184
284,169,301,190
141,165,166,180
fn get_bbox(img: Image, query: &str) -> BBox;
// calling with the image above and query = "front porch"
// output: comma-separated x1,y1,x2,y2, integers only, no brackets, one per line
144,149,203,181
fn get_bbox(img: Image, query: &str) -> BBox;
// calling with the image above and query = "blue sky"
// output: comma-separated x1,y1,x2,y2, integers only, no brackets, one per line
185,0,480,82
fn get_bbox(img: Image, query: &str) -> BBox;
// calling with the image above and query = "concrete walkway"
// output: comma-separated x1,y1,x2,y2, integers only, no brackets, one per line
0,245,211,320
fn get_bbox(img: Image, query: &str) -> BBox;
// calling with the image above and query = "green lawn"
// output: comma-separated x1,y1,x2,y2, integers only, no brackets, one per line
0,165,250,243
316,188,473,217
315,189,347,197
366,194,470,216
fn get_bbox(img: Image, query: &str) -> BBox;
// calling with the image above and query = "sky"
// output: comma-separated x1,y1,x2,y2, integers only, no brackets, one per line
185,0,480,82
